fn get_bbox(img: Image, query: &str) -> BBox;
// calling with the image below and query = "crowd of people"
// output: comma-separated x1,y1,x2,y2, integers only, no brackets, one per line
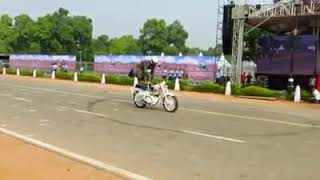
161,69,185,81
50,62,68,73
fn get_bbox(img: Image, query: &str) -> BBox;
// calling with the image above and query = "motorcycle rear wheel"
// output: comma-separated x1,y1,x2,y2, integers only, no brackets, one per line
133,93,146,108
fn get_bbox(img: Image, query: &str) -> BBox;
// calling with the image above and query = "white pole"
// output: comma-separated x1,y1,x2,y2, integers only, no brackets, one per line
101,74,106,84
33,69,37,78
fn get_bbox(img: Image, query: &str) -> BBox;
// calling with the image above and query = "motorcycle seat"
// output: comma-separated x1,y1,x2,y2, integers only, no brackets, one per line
136,84,149,90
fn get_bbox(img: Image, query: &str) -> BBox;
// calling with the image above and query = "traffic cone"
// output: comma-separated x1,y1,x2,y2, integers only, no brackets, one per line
225,81,231,96
133,77,138,87
74,72,78,82
16,68,20,76
2,67,6,75
51,71,55,79
294,85,301,103
33,69,37,78
101,74,106,84
174,78,180,91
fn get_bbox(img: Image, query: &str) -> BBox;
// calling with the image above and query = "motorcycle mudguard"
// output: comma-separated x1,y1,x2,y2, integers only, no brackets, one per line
165,92,175,97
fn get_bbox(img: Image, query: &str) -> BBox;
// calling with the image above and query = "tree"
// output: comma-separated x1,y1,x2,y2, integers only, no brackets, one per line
167,20,188,51
163,45,179,55
139,19,168,55
186,47,202,56
203,46,222,56
109,35,141,55
243,29,262,62
13,15,38,53
0,15,15,53
92,35,109,54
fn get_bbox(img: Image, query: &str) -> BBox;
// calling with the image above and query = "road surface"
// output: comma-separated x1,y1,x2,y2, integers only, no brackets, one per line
0,75,319,180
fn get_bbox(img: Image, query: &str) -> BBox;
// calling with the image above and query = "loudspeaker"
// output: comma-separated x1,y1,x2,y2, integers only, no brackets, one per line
223,5,234,55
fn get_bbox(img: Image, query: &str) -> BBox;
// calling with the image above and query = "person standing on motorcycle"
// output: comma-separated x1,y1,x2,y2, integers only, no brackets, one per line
139,58,158,82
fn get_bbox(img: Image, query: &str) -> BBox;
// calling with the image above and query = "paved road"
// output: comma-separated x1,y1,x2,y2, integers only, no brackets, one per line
0,76,319,180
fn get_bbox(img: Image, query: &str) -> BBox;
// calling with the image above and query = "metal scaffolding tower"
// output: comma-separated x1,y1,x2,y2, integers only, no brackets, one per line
230,0,320,83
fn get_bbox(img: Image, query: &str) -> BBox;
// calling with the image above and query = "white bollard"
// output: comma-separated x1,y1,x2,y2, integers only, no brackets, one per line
74,72,78,82
133,77,138,88
33,69,37,78
225,81,231,96
101,74,106,84
174,78,180,91
51,71,55,79
16,68,20,76
2,67,6,75
294,85,301,103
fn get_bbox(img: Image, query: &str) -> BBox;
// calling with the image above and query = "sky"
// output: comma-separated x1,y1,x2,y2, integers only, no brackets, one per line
0,0,272,49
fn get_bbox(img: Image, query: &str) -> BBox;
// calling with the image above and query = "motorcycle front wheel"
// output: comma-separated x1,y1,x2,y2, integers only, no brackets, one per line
163,95,178,113
133,93,146,108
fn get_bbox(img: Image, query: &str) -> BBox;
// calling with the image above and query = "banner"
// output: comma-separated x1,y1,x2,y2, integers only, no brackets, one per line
94,55,217,81
9,54,76,70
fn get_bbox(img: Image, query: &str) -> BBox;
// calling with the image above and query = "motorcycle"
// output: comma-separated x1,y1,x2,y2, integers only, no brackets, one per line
132,81,178,112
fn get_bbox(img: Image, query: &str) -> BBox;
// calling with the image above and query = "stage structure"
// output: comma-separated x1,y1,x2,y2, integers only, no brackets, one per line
230,0,320,83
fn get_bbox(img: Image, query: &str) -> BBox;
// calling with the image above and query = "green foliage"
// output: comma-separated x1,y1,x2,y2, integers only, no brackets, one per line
192,82,224,94
167,20,188,51
107,75,134,85
240,86,279,97
139,19,168,55
55,71,74,80
109,35,141,55
231,83,242,95
78,71,101,82
92,35,109,54
301,89,311,101
163,46,179,55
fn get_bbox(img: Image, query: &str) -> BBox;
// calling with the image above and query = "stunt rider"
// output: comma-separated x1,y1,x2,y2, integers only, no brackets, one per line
137,57,159,82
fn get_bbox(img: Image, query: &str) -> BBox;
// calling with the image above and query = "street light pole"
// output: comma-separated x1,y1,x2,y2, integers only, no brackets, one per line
79,50,83,70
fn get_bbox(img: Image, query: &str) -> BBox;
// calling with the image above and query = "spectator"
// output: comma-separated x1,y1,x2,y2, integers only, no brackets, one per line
168,68,174,81
216,69,222,84
178,69,184,79
288,74,295,96
174,69,179,80
310,88,320,103
63,64,68,72
241,72,247,86
246,73,253,85
310,75,316,90
162,69,168,80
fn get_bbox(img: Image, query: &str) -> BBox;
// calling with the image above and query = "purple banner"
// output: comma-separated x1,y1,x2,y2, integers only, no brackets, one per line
9,54,77,71
94,55,217,81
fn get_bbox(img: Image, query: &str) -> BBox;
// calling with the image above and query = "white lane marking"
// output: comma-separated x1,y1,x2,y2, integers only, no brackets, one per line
113,108,119,111
5,84,102,99
5,83,318,129
181,108,320,129
40,119,50,123
26,134,35,138
57,106,68,112
40,123,49,127
28,109,38,113
181,130,245,143
0,93,12,96
12,97,32,103
0,127,151,180
12,116,21,120
74,109,110,118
